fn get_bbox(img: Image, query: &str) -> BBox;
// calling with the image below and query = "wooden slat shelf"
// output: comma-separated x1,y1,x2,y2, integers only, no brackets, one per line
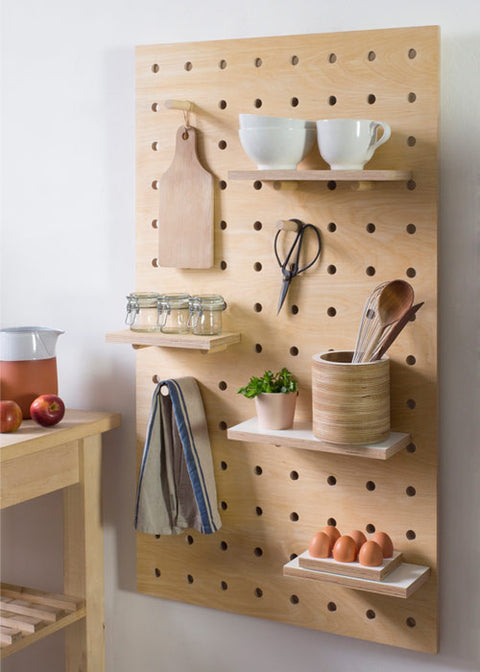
227,418,411,460
105,329,241,352
228,169,412,182
0,584,85,658
284,555,430,599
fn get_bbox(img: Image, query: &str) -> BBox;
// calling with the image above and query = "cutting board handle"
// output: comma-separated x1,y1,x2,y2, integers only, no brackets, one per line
170,126,207,174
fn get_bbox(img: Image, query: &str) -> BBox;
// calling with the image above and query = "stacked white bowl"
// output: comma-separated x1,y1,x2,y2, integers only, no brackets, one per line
239,114,316,170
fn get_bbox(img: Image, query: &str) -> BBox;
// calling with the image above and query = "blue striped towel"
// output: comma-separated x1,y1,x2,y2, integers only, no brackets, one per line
135,377,222,535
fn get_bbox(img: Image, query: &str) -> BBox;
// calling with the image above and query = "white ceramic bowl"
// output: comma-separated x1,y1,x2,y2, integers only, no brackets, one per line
239,127,316,169
239,114,315,130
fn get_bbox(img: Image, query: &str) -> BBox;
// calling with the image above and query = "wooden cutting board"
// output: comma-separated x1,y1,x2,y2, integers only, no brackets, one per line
157,126,214,269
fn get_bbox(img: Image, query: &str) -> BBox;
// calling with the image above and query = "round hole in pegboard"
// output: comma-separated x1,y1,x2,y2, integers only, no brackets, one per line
366,266,376,276
255,506,263,516
220,500,228,511
328,53,337,63
218,99,227,109
151,141,159,151
406,486,416,497
151,180,160,190
255,587,263,598
254,302,263,312
367,50,376,61
366,222,376,233
407,136,417,147
154,567,161,577
327,180,337,190
328,95,337,106
291,304,299,315
254,547,263,557
219,180,227,190
327,222,337,232
327,602,337,612
253,180,263,190
151,64,159,73
406,355,416,366
186,534,194,545
366,609,376,619
220,540,228,551
151,219,159,229
327,475,337,486
253,220,262,230
291,55,299,65
406,616,417,628
218,421,227,431
406,267,416,278
184,61,193,71
254,98,263,108
406,398,416,410
290,512,299,522
407,442,417,453
289,346,299,356
367,93,376,104
289,553,298,561
219,59,227,69
407,179,417,190
187,574,194,584
255,343,263,353
254,465,263,476
408,91,417,103
219,220,227,230
406,223,417,234
220,260,228,270
290,470,299,481
151,258,159,268
253,262,262,272
151,102,160,112
218,140,227,150
327,307,337,317
255,57,262,67
220,580,228,590
327,517,337,527
155,534,161,539
327,265,337,275
290,594,300,604
218,380,227,391
220,460,228,471
406,529,416,540
152,375,160,384
365,480,376,491
366,523,376,533
408,48,417,59
291,97,299,107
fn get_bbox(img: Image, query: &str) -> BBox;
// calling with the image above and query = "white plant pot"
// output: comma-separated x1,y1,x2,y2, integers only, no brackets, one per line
254,392,297,430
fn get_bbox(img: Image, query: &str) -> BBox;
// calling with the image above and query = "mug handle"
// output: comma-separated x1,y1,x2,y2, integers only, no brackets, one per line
371,121,391,150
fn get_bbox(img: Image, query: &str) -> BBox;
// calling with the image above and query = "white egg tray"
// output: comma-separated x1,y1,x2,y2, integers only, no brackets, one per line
298,549,403,581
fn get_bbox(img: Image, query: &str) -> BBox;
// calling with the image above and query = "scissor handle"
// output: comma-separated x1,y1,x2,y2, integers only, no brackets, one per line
274,219,322,276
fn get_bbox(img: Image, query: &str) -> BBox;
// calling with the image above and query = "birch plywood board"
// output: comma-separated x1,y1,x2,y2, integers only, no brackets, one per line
135,26,438,653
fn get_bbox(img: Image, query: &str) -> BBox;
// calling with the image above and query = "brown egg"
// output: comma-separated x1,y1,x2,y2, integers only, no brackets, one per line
322,525,341,551
308,531,331,558
358,540,384,566
332,535,357,563
348,529,367,554
372,531,394,558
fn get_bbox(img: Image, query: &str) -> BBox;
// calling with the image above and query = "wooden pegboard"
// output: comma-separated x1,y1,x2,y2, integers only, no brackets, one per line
134,26,438,653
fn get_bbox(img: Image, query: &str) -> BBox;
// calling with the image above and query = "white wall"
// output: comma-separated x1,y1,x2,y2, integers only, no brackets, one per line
1,1,479,670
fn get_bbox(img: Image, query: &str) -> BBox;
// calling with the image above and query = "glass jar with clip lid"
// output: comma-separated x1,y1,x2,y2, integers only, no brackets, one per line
125,292,162,332
158,293,191,334
188,294,226,335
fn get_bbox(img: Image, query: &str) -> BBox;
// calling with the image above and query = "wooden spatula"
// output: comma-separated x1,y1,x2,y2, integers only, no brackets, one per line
157,126,214,268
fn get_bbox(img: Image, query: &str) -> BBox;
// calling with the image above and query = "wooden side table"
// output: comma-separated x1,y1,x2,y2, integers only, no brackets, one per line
0,409,121,670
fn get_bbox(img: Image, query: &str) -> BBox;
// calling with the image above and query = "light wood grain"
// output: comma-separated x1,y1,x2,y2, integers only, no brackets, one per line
105,329,241,351
228,169,412,181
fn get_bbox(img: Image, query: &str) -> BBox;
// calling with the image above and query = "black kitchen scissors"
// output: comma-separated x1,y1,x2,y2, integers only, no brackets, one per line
274,218,322,314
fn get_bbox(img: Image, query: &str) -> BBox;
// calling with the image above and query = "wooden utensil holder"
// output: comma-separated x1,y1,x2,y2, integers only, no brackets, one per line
312,351,390,444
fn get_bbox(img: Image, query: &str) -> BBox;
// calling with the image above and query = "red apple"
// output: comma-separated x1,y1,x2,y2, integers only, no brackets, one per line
30,394,65,427
0,400,23,433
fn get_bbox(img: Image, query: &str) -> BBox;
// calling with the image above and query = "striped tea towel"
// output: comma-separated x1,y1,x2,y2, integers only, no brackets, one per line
135,377,222,535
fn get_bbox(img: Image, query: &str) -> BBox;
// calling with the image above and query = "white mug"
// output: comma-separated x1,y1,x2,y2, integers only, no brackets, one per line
316,119,391,170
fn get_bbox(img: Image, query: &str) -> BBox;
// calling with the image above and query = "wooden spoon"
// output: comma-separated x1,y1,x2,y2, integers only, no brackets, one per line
361,280,414,362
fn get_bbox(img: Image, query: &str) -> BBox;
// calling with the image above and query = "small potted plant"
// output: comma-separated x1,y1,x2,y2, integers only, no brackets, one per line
237,367,298,430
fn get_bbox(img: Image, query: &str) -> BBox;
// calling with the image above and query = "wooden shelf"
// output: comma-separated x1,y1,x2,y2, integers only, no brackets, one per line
228,169,412,182
0,584,85,658
105,329,241,353
284,555,430,599
227,418,411,460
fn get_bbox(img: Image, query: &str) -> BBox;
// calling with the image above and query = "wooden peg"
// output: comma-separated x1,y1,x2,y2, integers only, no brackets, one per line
275,219,302,232
164,100,194,111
